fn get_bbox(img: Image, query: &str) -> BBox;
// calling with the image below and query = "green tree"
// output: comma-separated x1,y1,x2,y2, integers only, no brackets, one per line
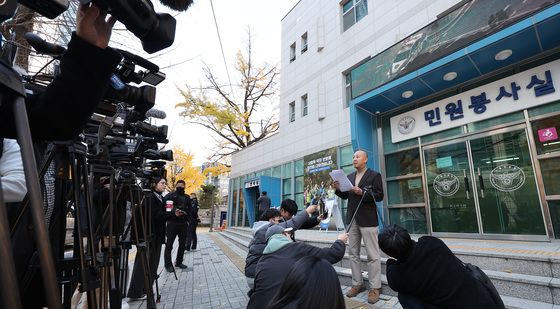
198,184,219,209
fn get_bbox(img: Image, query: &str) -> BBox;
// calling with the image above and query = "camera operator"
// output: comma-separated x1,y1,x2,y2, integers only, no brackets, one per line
127,177,179,299
163,180,191,272
0,3,122,140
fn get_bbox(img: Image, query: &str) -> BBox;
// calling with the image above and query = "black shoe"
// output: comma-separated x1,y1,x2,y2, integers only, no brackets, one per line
165,265,174,273
175,263,188,269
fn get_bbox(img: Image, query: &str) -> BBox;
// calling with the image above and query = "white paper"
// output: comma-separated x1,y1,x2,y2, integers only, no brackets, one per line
329,169,353,192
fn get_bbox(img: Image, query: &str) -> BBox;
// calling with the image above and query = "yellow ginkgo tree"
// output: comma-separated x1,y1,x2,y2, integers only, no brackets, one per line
176,30,279,162
166,146,205,193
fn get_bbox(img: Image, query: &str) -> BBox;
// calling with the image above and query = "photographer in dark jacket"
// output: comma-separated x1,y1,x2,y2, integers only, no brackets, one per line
185,192,199,251
379,225,499,309
245,202,320,290
127,177,179,298
0,3,121,140
163,180,191,272
247,225,348,309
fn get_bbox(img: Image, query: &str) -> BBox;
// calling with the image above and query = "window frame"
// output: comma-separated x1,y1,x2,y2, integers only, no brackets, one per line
342,0,368,32
301,94,308,117
290,42,296,62
301,32,308,53
289,101,296,122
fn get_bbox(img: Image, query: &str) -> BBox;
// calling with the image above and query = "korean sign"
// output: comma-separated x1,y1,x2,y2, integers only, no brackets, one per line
390,59,560,143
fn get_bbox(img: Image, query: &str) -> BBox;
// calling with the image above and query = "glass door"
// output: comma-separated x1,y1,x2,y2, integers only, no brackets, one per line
469,128,546,235
424,142,479,233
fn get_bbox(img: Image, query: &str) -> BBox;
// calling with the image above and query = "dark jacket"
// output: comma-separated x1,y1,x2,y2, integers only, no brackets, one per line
247,239,345,309
335,168,383,227
244,210,311,278
150,191,173,244
164,191,191,224
256,195,271,211
0,32,122,140
386,236,497,309
188,197,199,224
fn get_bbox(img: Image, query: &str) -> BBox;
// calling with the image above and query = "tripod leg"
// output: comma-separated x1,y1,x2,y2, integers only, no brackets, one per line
68,152,97,309
14,96,61,309
130,190,156,309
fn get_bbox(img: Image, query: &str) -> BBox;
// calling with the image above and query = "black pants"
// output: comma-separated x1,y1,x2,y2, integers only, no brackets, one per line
164,222,188,267
127,238,163,298
398,293,438,309
186,221,198,250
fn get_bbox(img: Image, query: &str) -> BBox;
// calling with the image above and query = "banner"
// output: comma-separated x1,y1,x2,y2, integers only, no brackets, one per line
303,147,338,215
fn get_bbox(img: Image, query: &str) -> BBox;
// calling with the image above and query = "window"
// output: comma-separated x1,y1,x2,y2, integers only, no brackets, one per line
342,0,368,31
301,94,308,116
301,32,308,53
290,42,296,62
294,159,305,210
289,101,295,122
344,73,352,108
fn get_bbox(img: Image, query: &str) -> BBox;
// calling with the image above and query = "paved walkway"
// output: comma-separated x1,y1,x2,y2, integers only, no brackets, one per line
267,228,560,260
213,232,402,309
127,230,249,309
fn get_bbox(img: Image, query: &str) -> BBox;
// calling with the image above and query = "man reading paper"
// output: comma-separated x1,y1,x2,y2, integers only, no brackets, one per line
333,149,384,304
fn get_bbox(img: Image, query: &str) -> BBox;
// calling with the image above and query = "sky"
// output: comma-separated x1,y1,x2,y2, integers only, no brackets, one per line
139,0,300,165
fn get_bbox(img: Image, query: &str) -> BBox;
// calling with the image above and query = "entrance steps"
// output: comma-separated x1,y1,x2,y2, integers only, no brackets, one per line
222,226,560,308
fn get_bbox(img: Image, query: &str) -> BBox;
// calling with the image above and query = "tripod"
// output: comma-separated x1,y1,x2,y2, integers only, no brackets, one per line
118,183,157,309
0,56,61,309
8,140,158,309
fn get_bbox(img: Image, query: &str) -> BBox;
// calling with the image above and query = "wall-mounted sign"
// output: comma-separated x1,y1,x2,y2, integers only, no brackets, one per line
390,60,560,143
244,179,260,188
408,178,422,190
538,127,558,142
436,156,453,169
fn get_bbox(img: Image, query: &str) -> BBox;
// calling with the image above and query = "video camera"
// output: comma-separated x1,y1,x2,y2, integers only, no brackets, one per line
10,0,193,53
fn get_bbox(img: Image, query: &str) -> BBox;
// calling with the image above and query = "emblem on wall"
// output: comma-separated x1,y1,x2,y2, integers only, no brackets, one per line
490,164,525,192
398,116,416,135
433,173,460,197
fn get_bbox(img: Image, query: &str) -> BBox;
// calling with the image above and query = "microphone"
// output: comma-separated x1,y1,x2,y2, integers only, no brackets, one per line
145,108,167,119
158,0,194,12
25,32,67,57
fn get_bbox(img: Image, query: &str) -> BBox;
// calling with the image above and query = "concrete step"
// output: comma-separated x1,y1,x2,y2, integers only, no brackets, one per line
222,229,560,305
227,227,560,278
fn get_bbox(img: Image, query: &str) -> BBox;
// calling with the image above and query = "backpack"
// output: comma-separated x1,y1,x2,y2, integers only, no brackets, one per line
464,263,505,309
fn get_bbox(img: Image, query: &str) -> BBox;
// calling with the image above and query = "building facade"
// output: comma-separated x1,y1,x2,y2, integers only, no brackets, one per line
229,0,560,240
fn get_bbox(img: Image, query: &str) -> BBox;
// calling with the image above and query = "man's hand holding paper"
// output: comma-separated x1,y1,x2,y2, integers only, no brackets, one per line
329,169,353,192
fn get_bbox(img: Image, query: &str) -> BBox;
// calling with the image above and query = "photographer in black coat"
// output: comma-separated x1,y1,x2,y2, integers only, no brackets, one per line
185,192,199,251
163,180,191,272
127,177,178,299
379,225,499,309
247,225,348,309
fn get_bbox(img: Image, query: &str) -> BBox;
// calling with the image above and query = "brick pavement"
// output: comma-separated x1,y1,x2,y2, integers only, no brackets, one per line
127,229,401,309
127,230,249,309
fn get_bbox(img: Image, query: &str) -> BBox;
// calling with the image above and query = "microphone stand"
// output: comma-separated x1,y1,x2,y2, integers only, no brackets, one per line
345,187,374,233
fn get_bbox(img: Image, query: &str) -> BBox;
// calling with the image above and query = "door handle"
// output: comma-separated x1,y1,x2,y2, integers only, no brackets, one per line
477,168,485,198
463,169,470,199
